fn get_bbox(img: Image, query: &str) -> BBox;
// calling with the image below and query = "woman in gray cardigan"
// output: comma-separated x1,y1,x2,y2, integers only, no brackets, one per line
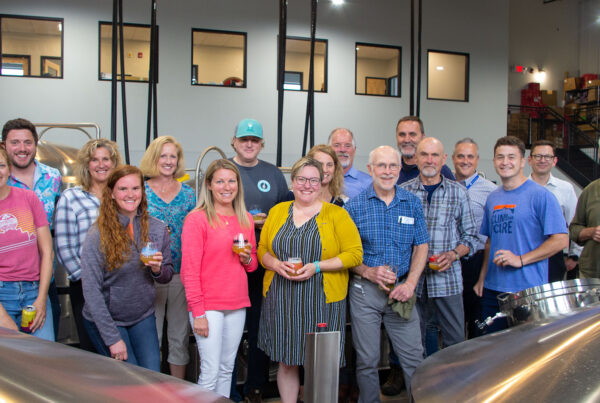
81,165,173,371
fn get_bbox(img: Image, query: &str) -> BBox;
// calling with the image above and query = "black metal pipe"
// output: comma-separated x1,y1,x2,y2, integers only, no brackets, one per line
152,1,158,141
146,0,157,147
118,0,130,164
409,0,415,115
303,0,317,156
416,0,422,117
110,0,118,141
276,0,287,167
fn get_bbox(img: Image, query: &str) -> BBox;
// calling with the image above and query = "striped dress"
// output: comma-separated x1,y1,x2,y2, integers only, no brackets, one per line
258,204,346,366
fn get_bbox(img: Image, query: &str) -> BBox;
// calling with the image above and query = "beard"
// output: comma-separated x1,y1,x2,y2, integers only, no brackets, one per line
421,166,438,178
10,153,35,169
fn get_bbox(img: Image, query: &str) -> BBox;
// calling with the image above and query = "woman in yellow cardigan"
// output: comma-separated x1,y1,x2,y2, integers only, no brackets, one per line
257,157,362,403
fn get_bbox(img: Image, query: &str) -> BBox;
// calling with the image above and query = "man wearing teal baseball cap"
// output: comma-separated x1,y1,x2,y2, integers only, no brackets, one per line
230,118,288,402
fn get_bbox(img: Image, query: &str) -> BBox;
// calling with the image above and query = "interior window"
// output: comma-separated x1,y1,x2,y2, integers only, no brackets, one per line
191,29,246,87
281,37,327,92
0,15,63,78
427,50,469,102
355,43,401,97
98,22,156,82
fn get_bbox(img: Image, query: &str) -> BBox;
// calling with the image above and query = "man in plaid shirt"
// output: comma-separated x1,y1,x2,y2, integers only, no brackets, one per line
400,137,478,351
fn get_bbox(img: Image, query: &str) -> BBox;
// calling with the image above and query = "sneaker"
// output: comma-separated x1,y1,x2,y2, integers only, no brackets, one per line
244,389,262,403
380,364,405,396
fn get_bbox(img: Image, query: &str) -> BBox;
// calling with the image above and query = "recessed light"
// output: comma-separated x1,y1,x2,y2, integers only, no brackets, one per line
332,0,344,5
436,66,444,71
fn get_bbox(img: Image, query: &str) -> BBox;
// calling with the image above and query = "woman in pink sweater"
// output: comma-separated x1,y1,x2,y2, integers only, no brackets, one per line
181,159,257,397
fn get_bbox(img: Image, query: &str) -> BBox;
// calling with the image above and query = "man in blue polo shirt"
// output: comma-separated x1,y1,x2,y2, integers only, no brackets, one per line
345,145,429,402
329,127,372,199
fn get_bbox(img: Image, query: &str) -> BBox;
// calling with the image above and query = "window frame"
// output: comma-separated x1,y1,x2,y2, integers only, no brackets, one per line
426,49,470,102
190,28,247,89
278,35,328,93
355,42,402,97
0,14,64,79
98,21,158,83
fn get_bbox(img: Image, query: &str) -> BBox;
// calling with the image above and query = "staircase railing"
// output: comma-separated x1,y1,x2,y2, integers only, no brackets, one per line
507,104,599,186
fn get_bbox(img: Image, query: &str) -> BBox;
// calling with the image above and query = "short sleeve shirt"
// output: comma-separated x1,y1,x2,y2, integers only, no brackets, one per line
0,187,49,281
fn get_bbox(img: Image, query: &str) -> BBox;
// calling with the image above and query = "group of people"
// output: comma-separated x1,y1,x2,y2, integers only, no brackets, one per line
0,115,598,403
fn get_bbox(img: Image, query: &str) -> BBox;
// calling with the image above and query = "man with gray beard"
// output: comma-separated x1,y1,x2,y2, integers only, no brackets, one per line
400,137,478,352
329,128,372,199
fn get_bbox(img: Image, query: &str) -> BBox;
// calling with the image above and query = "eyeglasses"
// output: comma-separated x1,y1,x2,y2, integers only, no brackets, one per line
295,176,321,186
373,163,400,171
531,154,555,161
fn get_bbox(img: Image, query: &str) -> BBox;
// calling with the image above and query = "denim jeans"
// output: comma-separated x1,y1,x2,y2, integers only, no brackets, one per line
84,313,161,371
0,280,54,341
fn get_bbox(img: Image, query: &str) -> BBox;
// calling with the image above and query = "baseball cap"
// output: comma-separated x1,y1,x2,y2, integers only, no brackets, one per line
235,118,263,139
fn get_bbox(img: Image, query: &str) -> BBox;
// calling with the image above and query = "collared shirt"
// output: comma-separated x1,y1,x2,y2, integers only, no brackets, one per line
54,187,100,281
400,176,478,297
397,162,455,184
528,173,582,257
345,184,429,278
344,165,372,199
570,178,600,277
8,160,62,230
459,172,497,252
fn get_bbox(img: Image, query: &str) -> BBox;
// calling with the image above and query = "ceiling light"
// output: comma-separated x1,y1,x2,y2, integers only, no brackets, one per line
58,23,62,32
436,66,444,71
332,0,344,5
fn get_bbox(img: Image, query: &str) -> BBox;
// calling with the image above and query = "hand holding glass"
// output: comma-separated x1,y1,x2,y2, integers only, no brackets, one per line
232,233,250,254
287,257,303,276
140,242,159,265
379,264,399,293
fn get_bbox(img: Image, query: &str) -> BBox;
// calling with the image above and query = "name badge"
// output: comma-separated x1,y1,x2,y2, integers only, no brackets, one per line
399,216,414,225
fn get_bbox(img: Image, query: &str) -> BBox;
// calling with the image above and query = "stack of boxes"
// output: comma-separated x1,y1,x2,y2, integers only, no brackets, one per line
564,73,600,142
520,82,543,118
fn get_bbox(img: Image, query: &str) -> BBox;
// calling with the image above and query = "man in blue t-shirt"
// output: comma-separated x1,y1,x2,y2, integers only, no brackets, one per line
474,136,568,334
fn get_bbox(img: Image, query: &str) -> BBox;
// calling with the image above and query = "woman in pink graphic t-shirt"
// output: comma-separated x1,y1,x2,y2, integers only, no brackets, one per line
0,146,54,340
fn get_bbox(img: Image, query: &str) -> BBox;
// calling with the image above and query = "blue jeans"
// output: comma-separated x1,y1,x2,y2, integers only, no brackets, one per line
0,280,54,341
84,313,160,371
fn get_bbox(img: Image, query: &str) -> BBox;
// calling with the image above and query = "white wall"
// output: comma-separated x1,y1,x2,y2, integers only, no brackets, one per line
1,0,509,182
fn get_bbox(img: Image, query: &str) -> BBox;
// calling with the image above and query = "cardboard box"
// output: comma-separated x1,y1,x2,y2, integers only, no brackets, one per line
541,90,557,106
582,74,599,88
564,77,581,92
589,87,599,102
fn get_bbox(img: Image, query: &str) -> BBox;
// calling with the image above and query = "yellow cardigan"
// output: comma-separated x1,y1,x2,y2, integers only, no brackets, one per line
258,201,363,303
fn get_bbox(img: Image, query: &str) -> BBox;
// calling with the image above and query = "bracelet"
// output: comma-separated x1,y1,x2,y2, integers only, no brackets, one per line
519,255,524,268
452,249,460,261
195,314,206,319
245,256,252,265
314,261,321,274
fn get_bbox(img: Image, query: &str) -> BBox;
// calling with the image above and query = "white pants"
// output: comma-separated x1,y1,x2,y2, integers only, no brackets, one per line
189,309,246,397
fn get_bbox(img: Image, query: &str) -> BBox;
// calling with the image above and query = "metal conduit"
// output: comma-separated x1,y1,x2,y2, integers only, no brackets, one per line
146,0,158,148
276,0,287,167
302,0,318,156
118,0,131,164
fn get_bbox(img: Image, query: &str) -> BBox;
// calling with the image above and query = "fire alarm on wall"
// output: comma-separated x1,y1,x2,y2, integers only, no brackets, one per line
138,52,143,58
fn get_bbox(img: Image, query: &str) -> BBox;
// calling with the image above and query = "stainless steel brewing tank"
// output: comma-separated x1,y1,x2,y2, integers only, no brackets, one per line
411,303,600,402
36,140,79,190
497,278,600,326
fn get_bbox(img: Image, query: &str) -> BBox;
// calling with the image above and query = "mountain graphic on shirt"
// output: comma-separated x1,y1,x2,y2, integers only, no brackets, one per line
0,212,37,239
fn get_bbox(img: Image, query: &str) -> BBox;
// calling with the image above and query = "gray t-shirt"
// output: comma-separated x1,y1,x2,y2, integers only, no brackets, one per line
231,158,288,237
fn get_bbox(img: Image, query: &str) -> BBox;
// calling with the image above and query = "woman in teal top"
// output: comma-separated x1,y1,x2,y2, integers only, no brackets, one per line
140,136,195,378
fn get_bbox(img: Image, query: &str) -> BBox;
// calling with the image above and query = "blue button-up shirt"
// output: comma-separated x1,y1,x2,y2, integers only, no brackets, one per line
345,184,429,277
344,165,372,199
8,160,62,230
459,173,497,252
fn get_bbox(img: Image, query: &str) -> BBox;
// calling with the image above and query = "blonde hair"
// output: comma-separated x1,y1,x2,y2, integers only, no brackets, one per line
75,139,122,191
196,159,251,228
97,165,149,271
307,144,343,199
139,136,186,179
291,156,324,181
